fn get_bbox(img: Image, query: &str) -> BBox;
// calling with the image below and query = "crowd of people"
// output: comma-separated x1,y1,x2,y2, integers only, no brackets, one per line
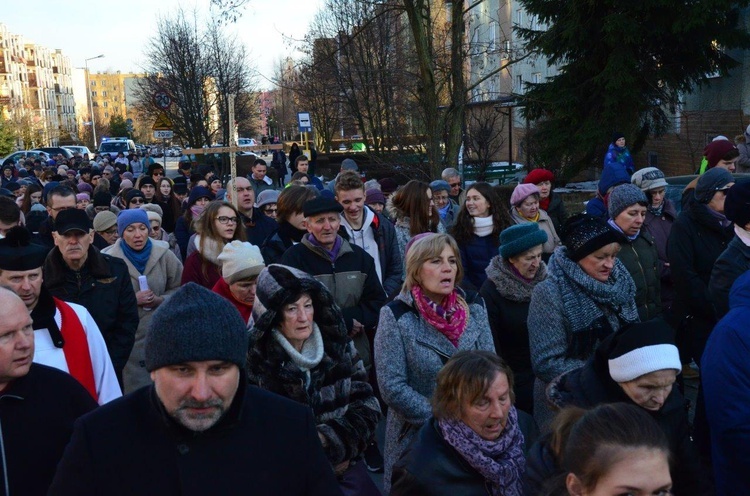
0,139,748,495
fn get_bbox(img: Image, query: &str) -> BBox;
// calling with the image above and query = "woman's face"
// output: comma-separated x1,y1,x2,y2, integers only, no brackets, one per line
214,206,238,241
614,204,646,236
566,447,672,496
229,278,258,306
417,244,458,302
160,180,172,197
465,188,490,218
432,189,450,210
30,191,42,204
508,245,543,279
99,225,118,245
279,294,314,351
128,197,145,209
369,202,384,214
211,179,222,193
149,219,162,240
122,222,149,251
577,242,620,282
194,197,210,208
460,372,512,441
518,195,539,219
288,211,307,230
536,181,552,199
619,369,677,412
648,187,665,209
615,137,626,147
76,198,89,210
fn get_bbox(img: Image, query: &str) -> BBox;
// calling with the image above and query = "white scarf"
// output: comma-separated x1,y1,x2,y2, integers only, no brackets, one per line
271,324,324,387
473,215,494,237
735,224,750,247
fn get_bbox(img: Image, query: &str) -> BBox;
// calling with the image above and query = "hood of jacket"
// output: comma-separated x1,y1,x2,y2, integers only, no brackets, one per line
598,162,631,195
193,234,224,265
485,255,547,303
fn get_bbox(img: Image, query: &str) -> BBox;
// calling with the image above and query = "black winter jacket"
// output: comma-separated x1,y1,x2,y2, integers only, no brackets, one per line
545,193,568,235
1,364,97,496
43,245,139,378
616,230,662,321
241,206,278,247
261,221,306,264
709,235,750,319
49,380,342,496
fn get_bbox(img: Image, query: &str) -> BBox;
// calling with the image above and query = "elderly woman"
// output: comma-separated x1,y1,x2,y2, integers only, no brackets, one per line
102,209,183,393
247,264,381,495
522,168,567,234
607,184,662,321
450,182,509,290
527,214,638,429
261,185,319,264
430,180,459,229
509,183,561,261
480,223,548,414
375,233,496,492
391,351,529,495
540,321,712,495
212,241,265,328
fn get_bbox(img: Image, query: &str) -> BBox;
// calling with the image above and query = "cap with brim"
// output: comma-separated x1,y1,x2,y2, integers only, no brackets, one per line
0,227,48,270
54,209,92,234
694,167,734,204
256,189,280,208
303,197,343,217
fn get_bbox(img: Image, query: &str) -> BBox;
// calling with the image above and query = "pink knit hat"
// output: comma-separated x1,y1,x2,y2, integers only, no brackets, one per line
510,183,541,206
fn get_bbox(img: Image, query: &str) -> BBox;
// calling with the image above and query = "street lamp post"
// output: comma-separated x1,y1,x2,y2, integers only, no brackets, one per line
85,54,104,149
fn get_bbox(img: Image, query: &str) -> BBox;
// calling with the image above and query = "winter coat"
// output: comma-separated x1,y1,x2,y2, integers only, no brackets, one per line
544,193,567,235
173,215,194,261
246,273,380,467
703,271,750,494
527,247,638,429
523,433,560,496
709,234,750,319
545,342,713,496
737,131,750,173
241,207,278,247
338,207,403,297
458,233,499,291
390,414,539,496
0,364,97,496
48,380,342,496
480,256,547,414
438,200,460,229
667,201,733,345
180,236,224,289
102,239,183,393
34,215,56,249
603,142,635,176
249,175,274,197
643,200,677,312
614,229,662,321
374,290,496,492
260,221,305,265
510,208,561,256
43,245,139,379
387,201,445,276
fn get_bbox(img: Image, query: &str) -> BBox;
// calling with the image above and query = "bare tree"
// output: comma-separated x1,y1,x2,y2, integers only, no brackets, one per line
464,104,506,180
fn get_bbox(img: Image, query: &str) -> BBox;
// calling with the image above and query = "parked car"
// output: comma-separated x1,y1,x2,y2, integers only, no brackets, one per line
665,173,750,214
1,150,49,168
62,145,93,157
32,147,74,160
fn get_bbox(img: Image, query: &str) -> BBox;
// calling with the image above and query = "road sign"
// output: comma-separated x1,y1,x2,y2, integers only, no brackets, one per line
154,130,174,139
152,112,172,131
298,112,312,133
153,91,171,110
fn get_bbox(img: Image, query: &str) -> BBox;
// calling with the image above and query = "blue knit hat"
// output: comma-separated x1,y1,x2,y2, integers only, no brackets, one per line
430,180,451,193
145,282,248,371
499,223,548,259
117,208,150,237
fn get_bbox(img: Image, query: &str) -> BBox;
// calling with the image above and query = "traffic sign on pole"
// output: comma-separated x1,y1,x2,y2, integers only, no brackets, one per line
153,130,174,139
153,91,172,110
298,112,312,133
152,112,172,131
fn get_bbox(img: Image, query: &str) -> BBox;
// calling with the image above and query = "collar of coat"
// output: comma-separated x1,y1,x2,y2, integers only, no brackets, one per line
301,235,352,262
44,245,112,288
485,256,547,303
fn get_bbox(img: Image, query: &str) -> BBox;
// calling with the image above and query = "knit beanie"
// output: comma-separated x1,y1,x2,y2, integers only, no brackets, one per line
187,186,214,207
611,132,625,143
523,169,555,185
145,210,162,225
145,282,248,371
429,180,451,193
694,167,734,204
218,240,265,284
510,183,541,207
379,178,398,194
125,189,145,204
93,191,111,207
499,223,548,259
704,139,737,169
77,182,93,195
724,182,750,227
117,208,150,237
562,214,622,262
631,167,668,192
139,176,156,188
365,188,386,206
76,193,90,202
341,158,358,171
256,189,280,209
607,184,648,219
93,210,117,232
120,179,133,190
606,320,681,383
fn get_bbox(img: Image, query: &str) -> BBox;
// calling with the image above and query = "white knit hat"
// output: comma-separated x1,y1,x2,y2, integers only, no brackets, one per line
607,320,681,383
218,240,265,284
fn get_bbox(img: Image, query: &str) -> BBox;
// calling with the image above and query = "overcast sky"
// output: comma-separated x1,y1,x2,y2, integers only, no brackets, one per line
2,0,322,90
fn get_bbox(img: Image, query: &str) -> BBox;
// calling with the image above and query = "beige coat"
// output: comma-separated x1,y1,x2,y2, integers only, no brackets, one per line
511,207,562,255
102,239,183,393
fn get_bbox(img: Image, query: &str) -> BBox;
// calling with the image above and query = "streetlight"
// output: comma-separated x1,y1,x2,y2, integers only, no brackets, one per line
85,54,104,149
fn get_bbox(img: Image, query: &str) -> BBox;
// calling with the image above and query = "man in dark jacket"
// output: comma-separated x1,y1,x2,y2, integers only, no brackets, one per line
36,185,77,249
335,170,402,297
281,197,386,372
226,176,278,246
0,287,97,496
43,209,138,383
49,283,342,496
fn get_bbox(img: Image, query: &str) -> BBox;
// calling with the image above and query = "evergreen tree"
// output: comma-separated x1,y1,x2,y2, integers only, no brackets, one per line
109,114,129,138
516,0,750,177
0,117,16,156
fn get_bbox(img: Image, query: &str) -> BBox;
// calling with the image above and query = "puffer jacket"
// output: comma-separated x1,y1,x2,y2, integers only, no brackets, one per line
615,229,662,321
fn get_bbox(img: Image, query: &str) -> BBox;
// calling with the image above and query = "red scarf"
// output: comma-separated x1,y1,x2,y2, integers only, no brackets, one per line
54,298,97,402
212,277,253,324
539,196,551,212
411,285,468,347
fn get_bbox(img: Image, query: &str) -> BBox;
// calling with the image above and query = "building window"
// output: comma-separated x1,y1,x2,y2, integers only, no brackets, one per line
104,112,109,118
532,72,542,84
516,75,525,94
90,81,95,87
91,91,97,96
488,22,498,52
103,102,108,107
101,80,106,86
515,9,523,26
102,91,107,97
647,152,658,167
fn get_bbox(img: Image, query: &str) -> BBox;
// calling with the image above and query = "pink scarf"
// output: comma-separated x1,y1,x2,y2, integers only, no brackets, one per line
411,285,468,347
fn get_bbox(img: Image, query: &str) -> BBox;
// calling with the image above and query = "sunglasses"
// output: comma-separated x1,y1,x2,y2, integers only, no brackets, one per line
129,198,145,205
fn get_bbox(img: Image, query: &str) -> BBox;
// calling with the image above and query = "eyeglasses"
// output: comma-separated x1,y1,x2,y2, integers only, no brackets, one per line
448,182,461,188
217,216,239,225
129,198,145,205
264,207,278,213
102,227,118,235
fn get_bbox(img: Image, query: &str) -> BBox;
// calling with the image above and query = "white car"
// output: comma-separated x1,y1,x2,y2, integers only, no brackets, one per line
62,145,93,157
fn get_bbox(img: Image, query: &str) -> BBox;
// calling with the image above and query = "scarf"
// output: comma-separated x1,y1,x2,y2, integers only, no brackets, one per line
411,284,468,347
306,233,342,261
473,215,494,237
735,224,750,247
120,238,153,274
278,221,307,245
190,204,205,220
522,211,540,223
438,202,451,220
438,407,525,496
212,277,252,325
607,218,639,242
647,202,664,218
706,206,732,228
539,196,551,212
271,324,324,389
486,256,547,303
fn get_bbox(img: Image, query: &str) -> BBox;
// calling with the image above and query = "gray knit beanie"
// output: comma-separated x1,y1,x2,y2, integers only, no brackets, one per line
145,282,248,371
608,183,647,220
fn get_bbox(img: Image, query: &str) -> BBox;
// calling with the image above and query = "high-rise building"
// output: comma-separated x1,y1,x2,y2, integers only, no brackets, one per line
86,71,146,142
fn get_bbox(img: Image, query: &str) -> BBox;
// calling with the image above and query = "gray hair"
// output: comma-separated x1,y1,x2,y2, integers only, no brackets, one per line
441,167,460,181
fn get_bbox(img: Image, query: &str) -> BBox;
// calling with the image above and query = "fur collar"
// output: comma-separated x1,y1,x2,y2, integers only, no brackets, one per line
485,256,547,303
193,234,224,265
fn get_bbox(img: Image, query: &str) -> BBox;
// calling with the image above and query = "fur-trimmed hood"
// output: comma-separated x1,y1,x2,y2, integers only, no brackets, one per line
485,255,547,303
193,234,223,265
